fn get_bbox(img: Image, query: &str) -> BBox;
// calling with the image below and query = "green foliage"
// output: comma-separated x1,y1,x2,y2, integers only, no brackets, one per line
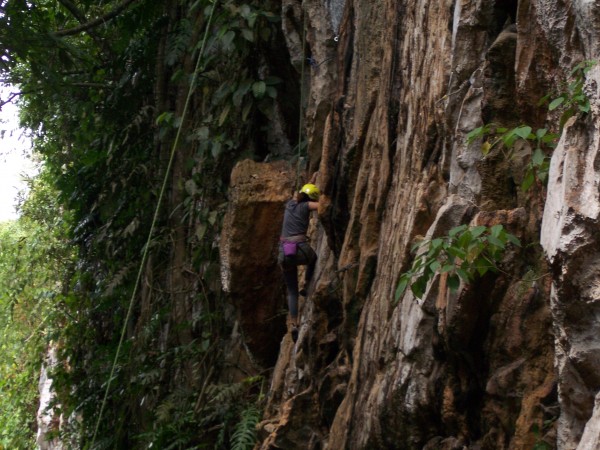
135,376,263,450
395,225,521,301
231,404,260,450
466,123,558,192
531,423,553,450
2,0,289,447
542,60,596,131
0,172,74,448
467,60,596,192
181,1,283,162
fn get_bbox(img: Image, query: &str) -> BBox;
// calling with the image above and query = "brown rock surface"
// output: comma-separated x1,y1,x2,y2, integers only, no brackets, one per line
220,159,295,366
218,0,600,448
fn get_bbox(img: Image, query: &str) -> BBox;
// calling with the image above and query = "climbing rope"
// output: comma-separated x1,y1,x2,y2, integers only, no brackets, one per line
295,3,307,191
89,1,219,446
327,261,358,294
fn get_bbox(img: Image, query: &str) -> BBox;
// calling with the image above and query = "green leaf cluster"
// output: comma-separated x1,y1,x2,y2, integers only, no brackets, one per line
0,172,74,448
467,123,558,192
157,1,283,161
467,60,596,192
231,404,260,450
136,376,263,450
543,60,596,131
1,0,288,447
395,225,521,301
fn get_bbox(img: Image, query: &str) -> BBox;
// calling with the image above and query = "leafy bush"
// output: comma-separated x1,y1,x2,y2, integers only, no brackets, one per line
395,224,521,301
543,60,596,131
0,174,74,448
467,60,596,192
467,124,558,191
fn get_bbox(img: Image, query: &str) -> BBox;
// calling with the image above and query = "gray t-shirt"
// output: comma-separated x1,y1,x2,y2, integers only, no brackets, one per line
281,200,310,237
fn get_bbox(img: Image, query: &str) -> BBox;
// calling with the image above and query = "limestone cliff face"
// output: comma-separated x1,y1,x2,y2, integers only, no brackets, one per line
223,0,600,449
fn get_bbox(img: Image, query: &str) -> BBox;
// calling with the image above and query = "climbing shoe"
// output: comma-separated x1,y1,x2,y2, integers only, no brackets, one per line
291,326,299,343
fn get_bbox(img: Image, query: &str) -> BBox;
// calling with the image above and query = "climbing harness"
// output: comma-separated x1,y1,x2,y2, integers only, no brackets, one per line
89,0,220,446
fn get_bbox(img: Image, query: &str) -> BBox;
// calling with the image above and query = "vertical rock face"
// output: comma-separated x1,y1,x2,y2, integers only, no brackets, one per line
541,112,600,448
220,159,295,365
37,347,63,450
220,0,600,449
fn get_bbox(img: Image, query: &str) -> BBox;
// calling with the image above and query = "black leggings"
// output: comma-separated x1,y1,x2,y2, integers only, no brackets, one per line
279,242,317,319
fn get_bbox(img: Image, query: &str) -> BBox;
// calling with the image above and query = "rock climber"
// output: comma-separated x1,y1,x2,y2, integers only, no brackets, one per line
278,177,320,343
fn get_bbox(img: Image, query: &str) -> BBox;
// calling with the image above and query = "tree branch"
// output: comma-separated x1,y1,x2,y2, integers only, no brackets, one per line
0,91,23,110
57,0,88,24
54,0,138,37
57,0,113,56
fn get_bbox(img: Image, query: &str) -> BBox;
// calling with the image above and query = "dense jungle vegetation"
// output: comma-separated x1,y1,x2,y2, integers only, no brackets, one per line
0,0,299,448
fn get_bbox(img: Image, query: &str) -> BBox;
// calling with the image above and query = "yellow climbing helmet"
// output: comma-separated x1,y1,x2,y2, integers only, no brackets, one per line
299,183,320,200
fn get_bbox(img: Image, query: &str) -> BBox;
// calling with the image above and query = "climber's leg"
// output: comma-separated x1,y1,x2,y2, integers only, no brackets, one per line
281,262,299,321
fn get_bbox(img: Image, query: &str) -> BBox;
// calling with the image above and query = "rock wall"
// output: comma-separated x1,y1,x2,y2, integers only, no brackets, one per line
36,346,63,450
220,159,296,366
221,0,600,449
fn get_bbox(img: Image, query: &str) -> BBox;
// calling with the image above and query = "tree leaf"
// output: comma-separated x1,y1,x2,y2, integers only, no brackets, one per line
411,276,428,299
241,28,254,42
521,170,535,191
532,148,546,166
266,86,277,99
221,30,236,51
431,238,443,249
470,226,487,239
195,126,209,141
447,274,460,291
394,276,409,302
441,264,455,273
456,267,471,282
467,126,484,144
457,230,472,249
211,141,222,159
579,101,591,113
446,246,466,260
218,103,231,126
490,224,503,238
515,126,532,140
252,81,266,98
241,101,252,121
429,260,441,272
449,225,467,237
185,179,197,196
196,223,207,241
233,79,252,106
488,235,505,249
474,257,490,276
481,141,492,155
506,233,521,247
549,96,564,111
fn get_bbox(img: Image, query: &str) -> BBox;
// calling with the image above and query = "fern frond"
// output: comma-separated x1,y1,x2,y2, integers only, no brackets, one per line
230,404,260,450
205,382,245,406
